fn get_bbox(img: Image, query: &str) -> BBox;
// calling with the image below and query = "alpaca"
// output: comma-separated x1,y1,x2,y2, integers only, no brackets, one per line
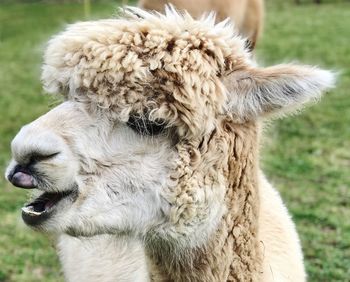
5,7,334,281
138,0,264,49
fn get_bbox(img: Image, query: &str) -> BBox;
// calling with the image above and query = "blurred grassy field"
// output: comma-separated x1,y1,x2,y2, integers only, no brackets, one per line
0,1,349,281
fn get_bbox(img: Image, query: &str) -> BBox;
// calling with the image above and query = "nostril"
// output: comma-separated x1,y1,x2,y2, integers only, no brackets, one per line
8,166,37,189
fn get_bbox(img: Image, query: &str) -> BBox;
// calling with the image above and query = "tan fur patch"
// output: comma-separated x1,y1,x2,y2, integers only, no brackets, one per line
42,8,252,138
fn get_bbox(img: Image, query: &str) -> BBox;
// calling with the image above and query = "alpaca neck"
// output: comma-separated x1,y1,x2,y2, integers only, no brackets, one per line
146,122,262,281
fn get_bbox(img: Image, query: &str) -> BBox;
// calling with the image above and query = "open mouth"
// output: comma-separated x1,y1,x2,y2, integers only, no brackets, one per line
21,190,74,226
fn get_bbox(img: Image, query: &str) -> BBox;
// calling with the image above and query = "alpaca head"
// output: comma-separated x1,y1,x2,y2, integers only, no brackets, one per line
6,7,334,248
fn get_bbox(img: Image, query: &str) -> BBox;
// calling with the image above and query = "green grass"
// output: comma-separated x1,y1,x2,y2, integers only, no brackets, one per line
0,1,349,281
258,2,350,281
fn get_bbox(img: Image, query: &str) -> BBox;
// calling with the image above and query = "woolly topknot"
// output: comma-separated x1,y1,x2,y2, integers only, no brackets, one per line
41,6,252,136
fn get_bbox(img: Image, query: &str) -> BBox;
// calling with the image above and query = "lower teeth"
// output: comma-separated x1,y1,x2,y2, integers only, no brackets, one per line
22,205,45,216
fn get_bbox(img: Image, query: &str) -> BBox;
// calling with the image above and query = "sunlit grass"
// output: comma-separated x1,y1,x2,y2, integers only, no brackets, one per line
0,1,349,281
258,2,350,281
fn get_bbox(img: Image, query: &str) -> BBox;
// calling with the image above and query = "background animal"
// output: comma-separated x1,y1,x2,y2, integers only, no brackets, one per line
5,7,334,281
139,0,264,49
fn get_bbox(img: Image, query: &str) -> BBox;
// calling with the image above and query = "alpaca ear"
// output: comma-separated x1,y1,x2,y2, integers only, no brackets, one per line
222,64,335,120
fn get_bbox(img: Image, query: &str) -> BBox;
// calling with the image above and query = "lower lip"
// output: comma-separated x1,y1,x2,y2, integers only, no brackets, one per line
22,208,52,226
21,190,75,226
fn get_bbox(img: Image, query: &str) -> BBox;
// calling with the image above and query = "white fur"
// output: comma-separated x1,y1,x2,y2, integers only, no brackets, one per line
258,172,306,281
6,101,308,281
58,235,149,282
57,171,307,282
7,102,176,238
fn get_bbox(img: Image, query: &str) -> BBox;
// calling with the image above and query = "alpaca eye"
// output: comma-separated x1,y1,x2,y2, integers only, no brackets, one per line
127,115,166,136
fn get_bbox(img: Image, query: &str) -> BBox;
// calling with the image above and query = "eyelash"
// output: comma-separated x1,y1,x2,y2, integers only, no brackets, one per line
126,115,167,136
